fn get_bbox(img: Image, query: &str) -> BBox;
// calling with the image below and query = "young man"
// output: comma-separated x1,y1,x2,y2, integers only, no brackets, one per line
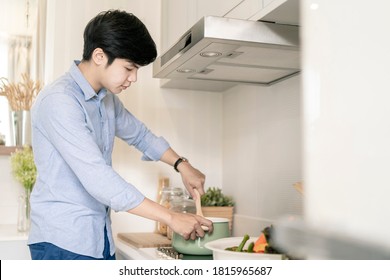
28,10,212,260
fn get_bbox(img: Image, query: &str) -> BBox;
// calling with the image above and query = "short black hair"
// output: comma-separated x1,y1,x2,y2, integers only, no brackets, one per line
82,10,157,66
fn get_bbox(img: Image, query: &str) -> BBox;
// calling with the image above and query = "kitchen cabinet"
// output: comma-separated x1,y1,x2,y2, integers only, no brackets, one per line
219,0,300,22
160,0,300,63
263,0,276,6
194,0,246,18
161,0,248,51
250,0,300,25
115,236,158,260
0,225,30,260
224,0,263,19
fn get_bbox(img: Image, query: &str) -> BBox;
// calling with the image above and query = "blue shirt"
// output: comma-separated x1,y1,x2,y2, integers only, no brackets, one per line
28,61,170,258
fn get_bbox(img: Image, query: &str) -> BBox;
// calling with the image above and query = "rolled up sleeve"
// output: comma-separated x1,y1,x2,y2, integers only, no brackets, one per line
112,95,170,161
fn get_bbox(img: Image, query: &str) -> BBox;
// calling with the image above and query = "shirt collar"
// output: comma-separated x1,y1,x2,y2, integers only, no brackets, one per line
69,60,107,101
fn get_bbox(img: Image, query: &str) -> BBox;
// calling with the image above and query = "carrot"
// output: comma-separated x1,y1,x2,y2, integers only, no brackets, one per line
253,233,267,253
257,233,267,244
253,243,267,253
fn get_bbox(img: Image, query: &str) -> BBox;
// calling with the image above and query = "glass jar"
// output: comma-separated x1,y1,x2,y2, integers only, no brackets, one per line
167,198,196,239
170,197,196,214
157,187,184,236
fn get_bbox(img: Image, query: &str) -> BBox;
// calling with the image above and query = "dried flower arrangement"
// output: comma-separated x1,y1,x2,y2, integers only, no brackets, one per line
0,73,42,111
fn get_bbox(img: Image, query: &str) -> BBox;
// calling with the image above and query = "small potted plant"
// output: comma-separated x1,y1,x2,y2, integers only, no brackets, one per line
201,187,234,234
10,145,37,232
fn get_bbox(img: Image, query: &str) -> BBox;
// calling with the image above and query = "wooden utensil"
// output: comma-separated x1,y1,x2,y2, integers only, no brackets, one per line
293,182,304,195
193,189,209,231
193,189,204,216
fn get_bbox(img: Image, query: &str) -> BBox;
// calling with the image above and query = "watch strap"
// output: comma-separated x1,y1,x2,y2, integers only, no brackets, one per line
174,157,188,172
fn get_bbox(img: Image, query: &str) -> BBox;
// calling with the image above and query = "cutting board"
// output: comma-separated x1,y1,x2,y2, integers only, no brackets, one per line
117,232,171,248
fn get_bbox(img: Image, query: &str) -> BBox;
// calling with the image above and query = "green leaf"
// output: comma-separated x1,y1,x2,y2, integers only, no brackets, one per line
200,187,234,206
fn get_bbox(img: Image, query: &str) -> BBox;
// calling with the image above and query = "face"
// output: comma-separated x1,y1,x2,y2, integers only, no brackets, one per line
100,58,139,94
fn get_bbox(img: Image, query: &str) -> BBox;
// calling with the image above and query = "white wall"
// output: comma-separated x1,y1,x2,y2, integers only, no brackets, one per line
44,0,134,83
223,76,303,237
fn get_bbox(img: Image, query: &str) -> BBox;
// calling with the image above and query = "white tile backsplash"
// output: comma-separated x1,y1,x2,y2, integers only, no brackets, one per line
233,214,274,237
223,76,303,236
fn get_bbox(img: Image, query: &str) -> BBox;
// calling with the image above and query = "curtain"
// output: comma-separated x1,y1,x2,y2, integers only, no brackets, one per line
7,35,32,82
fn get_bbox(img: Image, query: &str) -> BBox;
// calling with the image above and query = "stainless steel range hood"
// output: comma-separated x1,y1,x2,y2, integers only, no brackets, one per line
153,16,300,91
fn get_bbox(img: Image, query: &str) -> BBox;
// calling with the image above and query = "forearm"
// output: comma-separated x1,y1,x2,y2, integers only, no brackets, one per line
159,147,182,166
127,197,172,225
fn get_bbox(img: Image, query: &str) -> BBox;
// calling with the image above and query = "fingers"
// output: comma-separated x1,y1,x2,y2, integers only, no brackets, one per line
194,215,213,237
177,215,213,240
190,231,197,240
180,165,206,198
188,184,205,199
182,232,190,240
186,183,204,199
193,173,206,196
181,226,202,240
199,216,214,234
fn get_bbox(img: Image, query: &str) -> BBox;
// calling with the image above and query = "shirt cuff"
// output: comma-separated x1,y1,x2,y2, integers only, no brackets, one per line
110,186,145,212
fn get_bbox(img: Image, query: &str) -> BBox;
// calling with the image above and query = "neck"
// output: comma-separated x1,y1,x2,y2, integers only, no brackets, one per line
78,61,102,93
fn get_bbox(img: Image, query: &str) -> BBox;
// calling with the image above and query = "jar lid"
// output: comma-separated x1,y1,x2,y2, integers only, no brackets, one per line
171,197,195,207
161,187,184,196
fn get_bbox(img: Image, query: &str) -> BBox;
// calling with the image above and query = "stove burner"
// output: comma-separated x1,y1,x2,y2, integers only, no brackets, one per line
157,247,183,259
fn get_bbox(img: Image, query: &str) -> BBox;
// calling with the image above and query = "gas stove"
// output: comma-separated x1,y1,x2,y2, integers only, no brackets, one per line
156,247,213,260
156,247,183,259
115,237,213,260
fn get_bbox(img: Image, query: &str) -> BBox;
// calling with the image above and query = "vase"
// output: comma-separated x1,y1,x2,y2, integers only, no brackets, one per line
17,188,31,232
10,110,31,146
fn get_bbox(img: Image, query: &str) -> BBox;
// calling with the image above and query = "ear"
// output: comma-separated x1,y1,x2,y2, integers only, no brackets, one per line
92,48,106,66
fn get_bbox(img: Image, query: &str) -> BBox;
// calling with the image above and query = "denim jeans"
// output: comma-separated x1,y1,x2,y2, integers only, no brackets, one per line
29,227,115,260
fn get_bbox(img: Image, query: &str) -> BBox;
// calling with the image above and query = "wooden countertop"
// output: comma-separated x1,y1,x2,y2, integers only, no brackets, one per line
117,232,171,248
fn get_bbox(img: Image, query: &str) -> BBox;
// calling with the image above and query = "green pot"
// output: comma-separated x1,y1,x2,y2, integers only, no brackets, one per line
172,217,230,255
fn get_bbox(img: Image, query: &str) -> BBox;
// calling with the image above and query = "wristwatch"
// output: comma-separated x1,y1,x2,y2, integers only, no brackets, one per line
174,157,188,172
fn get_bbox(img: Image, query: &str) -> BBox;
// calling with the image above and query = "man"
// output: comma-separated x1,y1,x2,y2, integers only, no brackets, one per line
28,10,212,260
